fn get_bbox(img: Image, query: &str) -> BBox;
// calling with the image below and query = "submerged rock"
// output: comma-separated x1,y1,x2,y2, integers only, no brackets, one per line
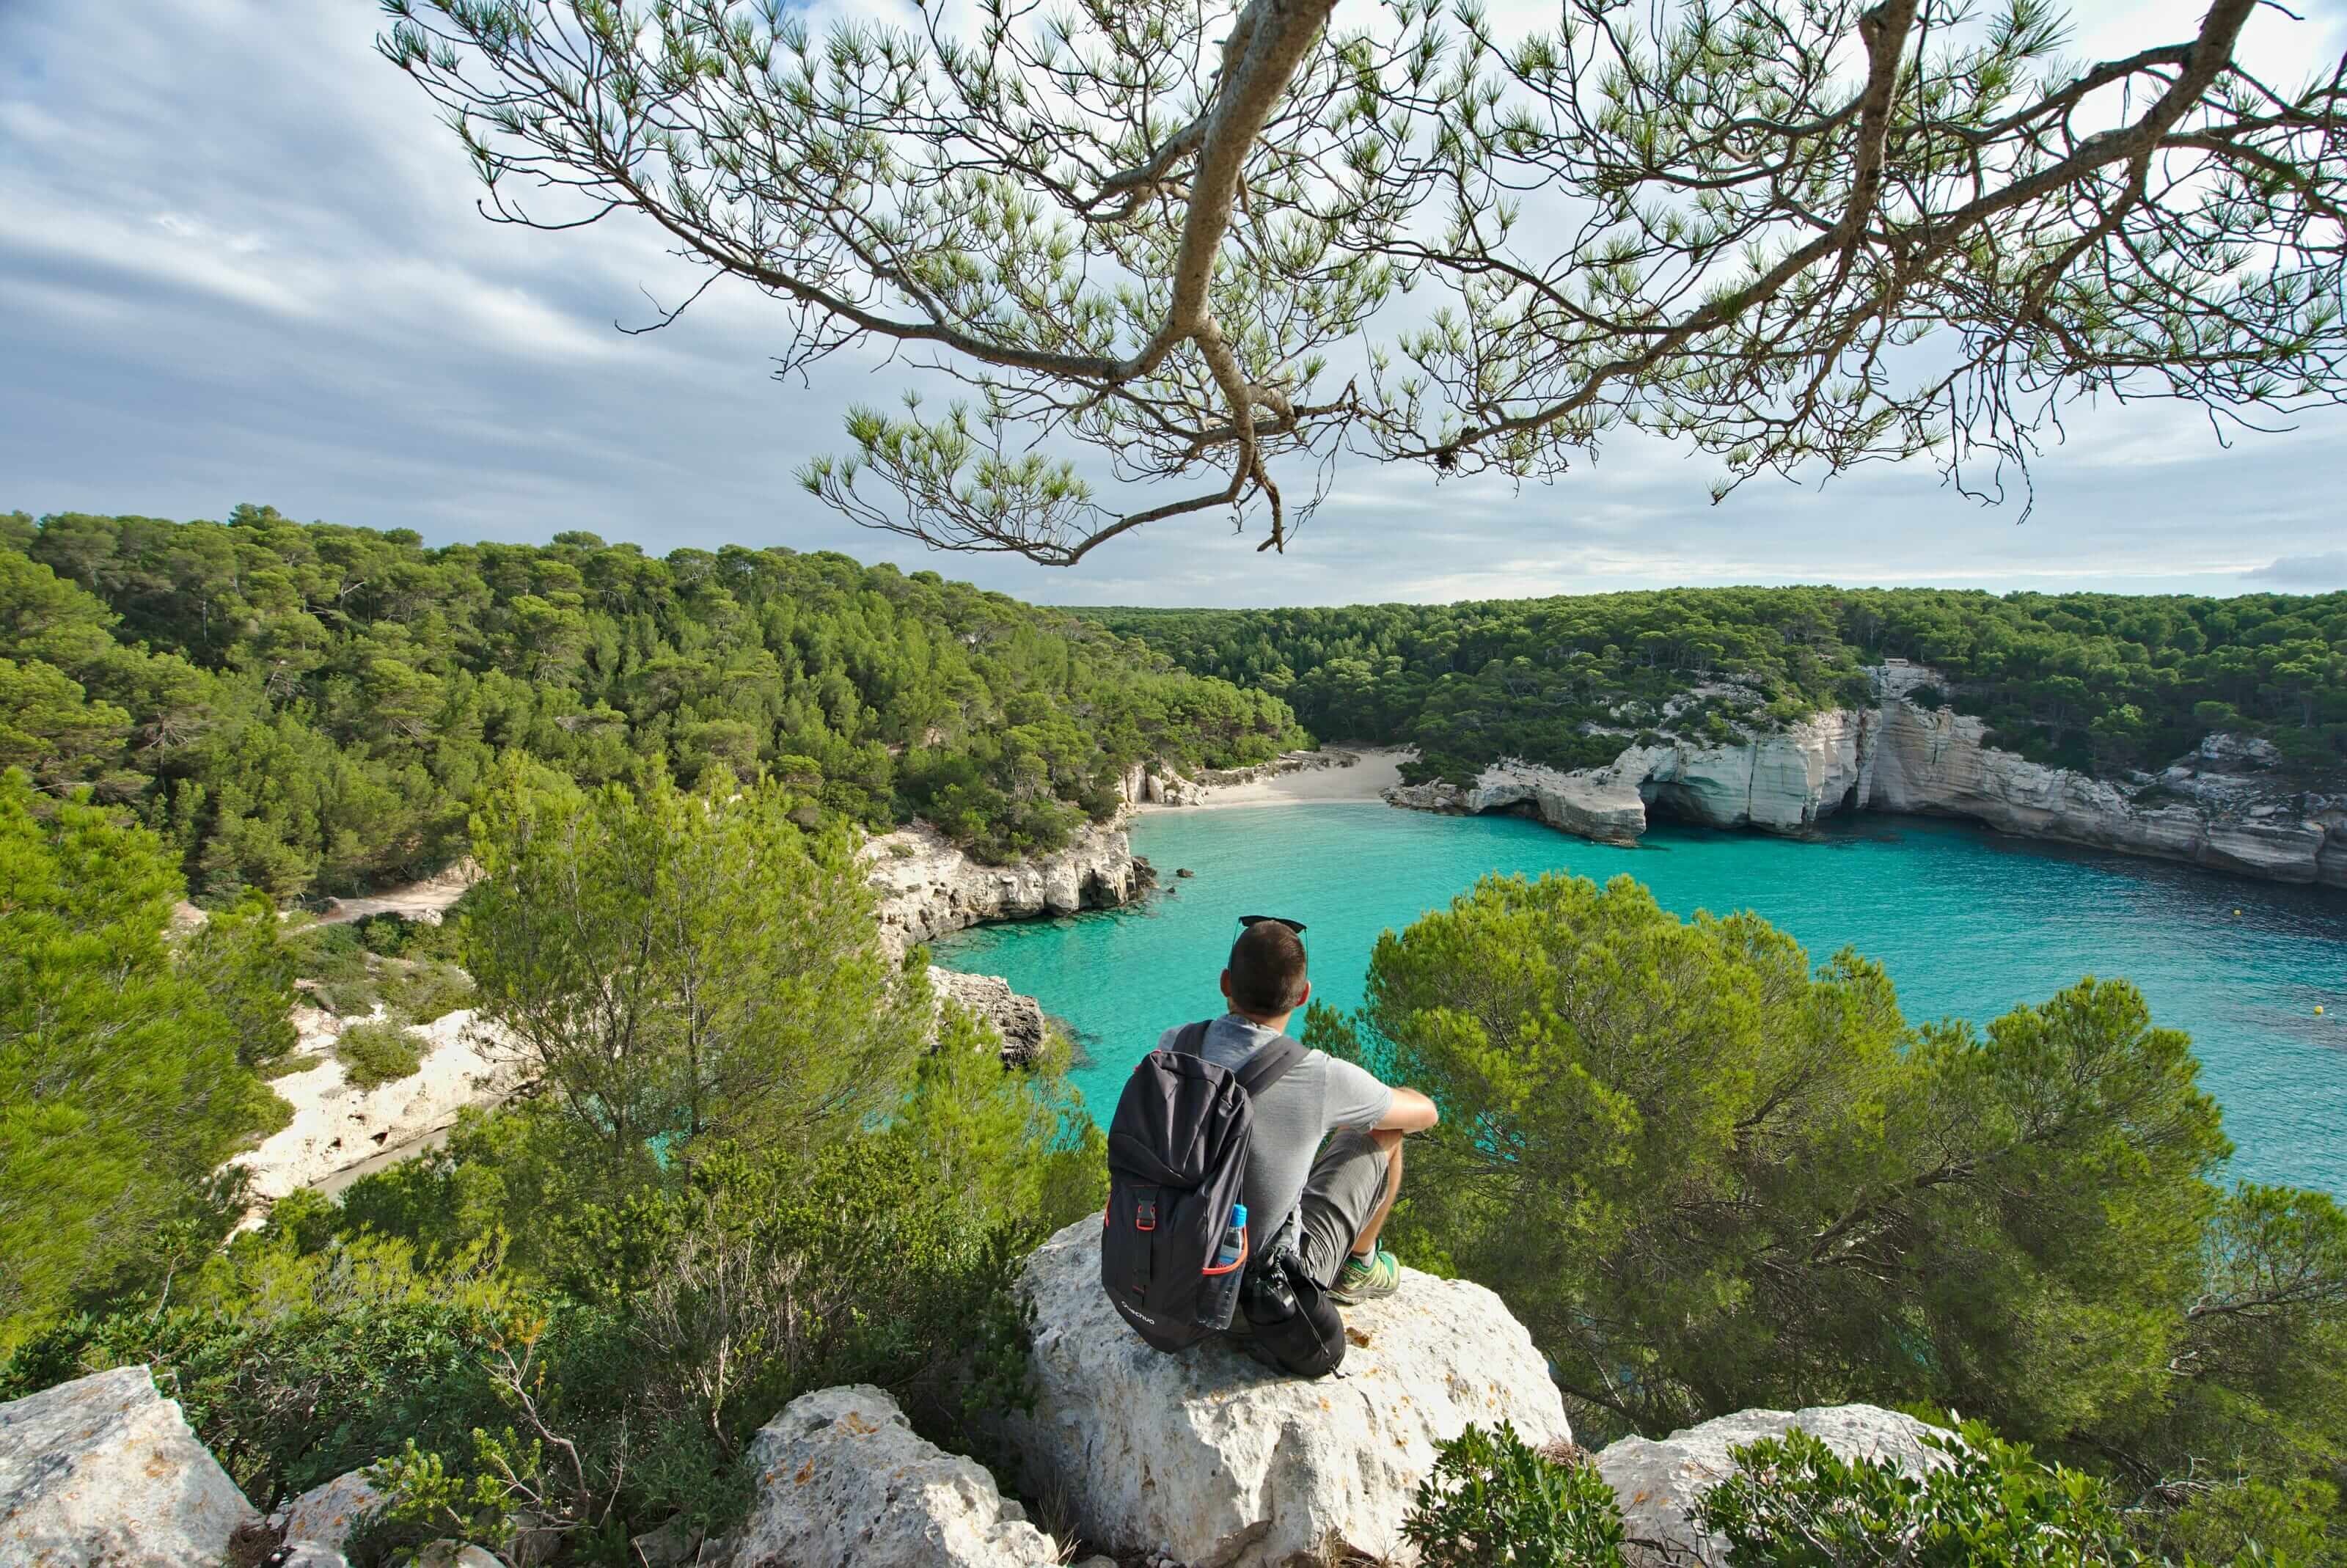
1008,1217,1571,1568
0,1364,259,1567
1594,1404,1947,1567
728,1384,1056,1568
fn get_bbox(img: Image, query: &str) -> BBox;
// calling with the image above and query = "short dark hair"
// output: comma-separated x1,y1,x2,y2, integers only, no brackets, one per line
1226,920,1308,1016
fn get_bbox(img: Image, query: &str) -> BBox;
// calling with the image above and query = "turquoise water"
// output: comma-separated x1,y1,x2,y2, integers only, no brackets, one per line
934,805,2347,1196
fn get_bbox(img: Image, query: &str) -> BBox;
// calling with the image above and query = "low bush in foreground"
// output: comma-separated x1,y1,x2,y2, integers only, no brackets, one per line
1403,1421,2318,1567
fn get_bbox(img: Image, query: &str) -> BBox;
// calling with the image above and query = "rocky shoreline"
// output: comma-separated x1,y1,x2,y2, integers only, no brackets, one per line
1384,663,2347,888
861,816,1151,954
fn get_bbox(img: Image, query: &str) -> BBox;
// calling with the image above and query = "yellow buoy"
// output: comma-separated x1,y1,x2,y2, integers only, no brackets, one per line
2233,908,2243,917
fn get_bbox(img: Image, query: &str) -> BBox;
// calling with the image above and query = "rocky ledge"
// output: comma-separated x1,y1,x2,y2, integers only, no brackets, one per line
926,965,1050,1065
1006,1216,1574,1567
1388,667,2347,888
863,818,1148,954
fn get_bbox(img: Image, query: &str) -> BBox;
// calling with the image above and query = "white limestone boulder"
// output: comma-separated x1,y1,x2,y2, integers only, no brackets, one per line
1594,1403,1948,1567
728,1384,1056,1568
0,1364,259,1567
270,1467,384,1552
1009,1218,1572,1568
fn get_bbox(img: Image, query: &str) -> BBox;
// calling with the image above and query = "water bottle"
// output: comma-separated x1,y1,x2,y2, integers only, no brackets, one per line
1214,1204,1248,1269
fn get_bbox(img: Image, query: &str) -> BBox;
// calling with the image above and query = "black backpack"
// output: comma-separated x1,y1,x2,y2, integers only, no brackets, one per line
1101,1021,1304,1353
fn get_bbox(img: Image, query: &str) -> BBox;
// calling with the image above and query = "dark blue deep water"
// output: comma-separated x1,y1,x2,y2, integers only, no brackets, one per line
936,805,2347,1195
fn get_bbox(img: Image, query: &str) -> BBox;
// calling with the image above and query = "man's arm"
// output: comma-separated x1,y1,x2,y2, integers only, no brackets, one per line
1375,1086,1439,1135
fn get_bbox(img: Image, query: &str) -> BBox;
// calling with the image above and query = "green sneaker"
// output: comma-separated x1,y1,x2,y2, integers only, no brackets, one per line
1329,1246,1402,1305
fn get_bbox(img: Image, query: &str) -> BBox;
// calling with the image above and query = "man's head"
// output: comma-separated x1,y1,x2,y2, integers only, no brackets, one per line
1222,919,1310,1022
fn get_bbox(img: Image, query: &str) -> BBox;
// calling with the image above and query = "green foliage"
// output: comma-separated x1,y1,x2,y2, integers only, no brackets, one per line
356,1435,532,1562
336,1019,426,1090
1400,1418,2319,1567
0,756,1116,1547
0,771,288,1349
2164,1478,2347,1567
1091,586,2347,786
1,508,1300,898
462,767,926,1171
183,892,301,1069
1697,1426,2147,1566
0,1231,519,1507
1312,872,2347,1545
1402,1421,1626,1567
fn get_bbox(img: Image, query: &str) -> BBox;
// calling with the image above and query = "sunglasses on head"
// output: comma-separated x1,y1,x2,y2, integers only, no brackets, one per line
1237,914,1307,937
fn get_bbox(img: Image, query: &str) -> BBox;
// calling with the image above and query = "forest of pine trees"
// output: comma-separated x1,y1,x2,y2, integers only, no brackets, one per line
0,506,1300,896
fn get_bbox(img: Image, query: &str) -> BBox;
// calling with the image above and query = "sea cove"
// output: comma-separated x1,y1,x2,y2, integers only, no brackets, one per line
936,803,2347,1197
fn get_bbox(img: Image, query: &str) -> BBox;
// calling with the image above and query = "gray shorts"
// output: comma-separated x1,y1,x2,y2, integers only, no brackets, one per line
1294,1127,1393,1289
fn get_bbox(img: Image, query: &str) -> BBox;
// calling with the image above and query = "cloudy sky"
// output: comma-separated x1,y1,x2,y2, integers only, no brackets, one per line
4,0,2343,607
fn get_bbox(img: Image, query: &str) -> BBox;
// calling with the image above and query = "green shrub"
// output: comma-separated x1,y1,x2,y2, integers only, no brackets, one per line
0,1234,518,1508
1402,1421,1625,1567
1698,1424,2145,1566
1402,1420,2222,1568
377,958,475,1024
293,922,373,983
336,1019,425,1089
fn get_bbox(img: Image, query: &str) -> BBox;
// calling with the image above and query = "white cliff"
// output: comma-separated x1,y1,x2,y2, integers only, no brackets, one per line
1866,702,2337,884
1385,669,2347,887
863,818,1147,954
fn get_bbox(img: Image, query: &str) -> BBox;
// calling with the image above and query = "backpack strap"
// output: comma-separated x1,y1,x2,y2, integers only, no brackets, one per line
1234,1034,1307,1099
1168,1020,1307,1101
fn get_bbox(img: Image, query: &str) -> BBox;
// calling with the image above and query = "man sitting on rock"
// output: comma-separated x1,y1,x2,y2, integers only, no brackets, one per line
1160,917,1440,1305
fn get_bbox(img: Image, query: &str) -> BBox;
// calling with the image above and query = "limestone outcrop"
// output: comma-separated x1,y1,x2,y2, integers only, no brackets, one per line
1594,1404,1947,1567
231,1005,525,1206
1008,1217,1572,1568
1389,750,1663,843
270,1468,384,1553
1385,667,2347,887
1865,700,2339,884
927,965,1050,1065
863,819,1146,955
0,1364,259,1567
726,1384,1058,1568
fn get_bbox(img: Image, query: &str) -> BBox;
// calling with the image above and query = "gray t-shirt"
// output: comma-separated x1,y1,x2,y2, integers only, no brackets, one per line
1157,1014,1394,1252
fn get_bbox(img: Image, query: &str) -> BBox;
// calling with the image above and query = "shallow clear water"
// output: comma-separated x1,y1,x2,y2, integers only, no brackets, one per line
934,805,2347,1195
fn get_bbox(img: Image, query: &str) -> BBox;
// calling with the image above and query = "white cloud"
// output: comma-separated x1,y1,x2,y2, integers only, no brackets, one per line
2247,552,2347,590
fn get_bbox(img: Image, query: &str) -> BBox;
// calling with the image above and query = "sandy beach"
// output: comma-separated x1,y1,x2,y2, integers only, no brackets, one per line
1149,746,1411,810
